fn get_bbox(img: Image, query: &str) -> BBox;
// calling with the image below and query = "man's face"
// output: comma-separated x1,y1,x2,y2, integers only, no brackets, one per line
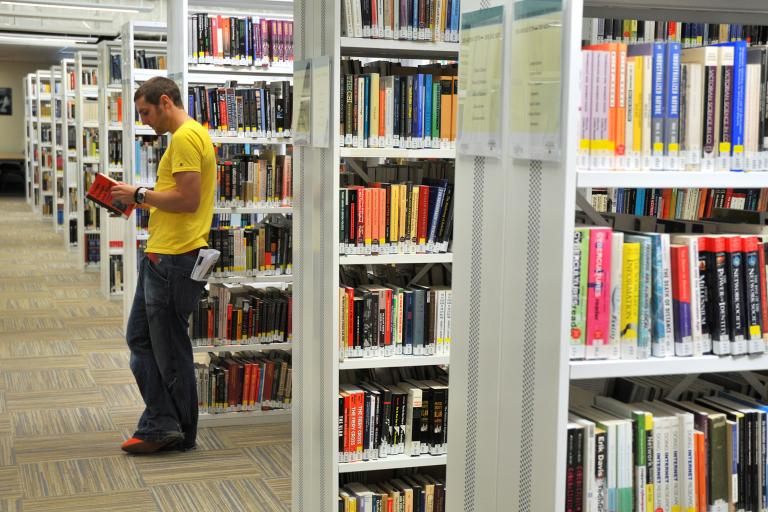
135,96,169,134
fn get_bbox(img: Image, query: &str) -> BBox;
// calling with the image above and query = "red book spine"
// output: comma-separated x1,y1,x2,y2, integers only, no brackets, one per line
346,287,354,349
226,303,233,340
355,391,364,456
724,188,734,208
357,188,366,246
417,185,430,246
252,365,260,406
384,288,392,347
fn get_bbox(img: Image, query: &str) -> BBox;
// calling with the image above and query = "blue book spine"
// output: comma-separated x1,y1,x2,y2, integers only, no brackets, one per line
452,0,460,41
414,74,422,142
403,291,413,352
650,234,667,355
426,180,448,243
731,40,747,169
635,189,646,216
134,140,140,176
412,0,418,40
424,74,432,142
651,43,666,159
664,41,681,157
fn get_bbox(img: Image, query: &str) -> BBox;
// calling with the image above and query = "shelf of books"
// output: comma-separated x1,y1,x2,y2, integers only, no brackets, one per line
61,58,79,248
50,63,66,233
165,0,296,427
36,69,54,219
75,51,101,271
23,73,36,206
113,22,168,303
292,0,457,508
440,1,768,511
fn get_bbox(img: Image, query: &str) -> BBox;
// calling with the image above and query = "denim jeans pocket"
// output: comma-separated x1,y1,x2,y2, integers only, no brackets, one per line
173,275,205,318
145,260,170,307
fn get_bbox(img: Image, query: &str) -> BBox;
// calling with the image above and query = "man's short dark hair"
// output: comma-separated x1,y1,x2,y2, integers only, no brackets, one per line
134,76,184,108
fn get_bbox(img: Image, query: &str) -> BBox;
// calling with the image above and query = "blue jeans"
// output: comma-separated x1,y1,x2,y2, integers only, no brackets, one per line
126,252,205,447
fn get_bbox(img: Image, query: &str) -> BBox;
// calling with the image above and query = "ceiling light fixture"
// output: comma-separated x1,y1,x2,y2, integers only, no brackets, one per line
0,32,97,45
0,0,153,13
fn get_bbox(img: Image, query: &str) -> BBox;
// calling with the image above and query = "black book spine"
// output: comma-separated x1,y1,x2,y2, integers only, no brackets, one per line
725,239,746,346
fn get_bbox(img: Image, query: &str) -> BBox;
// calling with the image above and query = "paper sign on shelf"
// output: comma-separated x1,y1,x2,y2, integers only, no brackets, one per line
310,56,331,149
457,5,504,158
292,59,312,146
509,0,564,162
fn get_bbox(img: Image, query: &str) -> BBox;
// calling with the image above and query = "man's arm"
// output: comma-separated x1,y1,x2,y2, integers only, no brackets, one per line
111,171,201,213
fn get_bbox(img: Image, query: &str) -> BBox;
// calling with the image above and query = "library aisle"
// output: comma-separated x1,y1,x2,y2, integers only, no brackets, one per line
0,197,290,511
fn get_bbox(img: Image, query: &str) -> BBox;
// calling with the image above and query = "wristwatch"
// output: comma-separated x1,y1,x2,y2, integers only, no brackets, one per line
134,187,148,204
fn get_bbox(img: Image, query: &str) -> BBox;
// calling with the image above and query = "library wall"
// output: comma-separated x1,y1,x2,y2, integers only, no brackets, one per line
0,62,46,154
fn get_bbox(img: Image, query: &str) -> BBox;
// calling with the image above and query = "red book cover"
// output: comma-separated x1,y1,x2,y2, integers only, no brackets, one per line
417,185,430,245
85,172,135,219
242,363,251,407
724,188,734,208
207,307,214,339
355,391,364,454
211,15,219,59
670,245,692,345
371,185,379,249
252,365,261,406
357,187,366,246
662,189,672,219
697,189,708,219
226,303,233,340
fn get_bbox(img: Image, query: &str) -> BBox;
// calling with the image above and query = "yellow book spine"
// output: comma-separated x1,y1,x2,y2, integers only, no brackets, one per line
645,414,654,512
632,55,644,154
390,184,399,244
620,242,640,359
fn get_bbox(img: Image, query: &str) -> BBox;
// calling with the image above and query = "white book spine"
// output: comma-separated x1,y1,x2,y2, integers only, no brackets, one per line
641,54,653,170
353,0,364,38
579,51,593,169
678,414,695,512
624,58,636,170
660,234,676,357
609,232,624,359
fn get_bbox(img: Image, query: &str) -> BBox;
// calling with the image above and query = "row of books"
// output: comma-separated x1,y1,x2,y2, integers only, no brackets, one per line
82,127,99,158
194,350,291,414
216,154,292,208
583,19,768,48
109,254,123,294
108,132,122,167
84,233,100,264
570,228,768,360
188,82,292,138
578,40,768,172
339,283,451,359
339,367,448,463
108,95,122,124
188,14,293,66
134,137,167,185
68,219,77,246
339,179,453,256
207,221,292,277
109,55,121,83
588,187,768,222
81,68,97,86
339,473,446,512
134,50,165,70
340,60,457,149
81,100,98,123
340,0,460,43
569,374,768,512
189,284,292,346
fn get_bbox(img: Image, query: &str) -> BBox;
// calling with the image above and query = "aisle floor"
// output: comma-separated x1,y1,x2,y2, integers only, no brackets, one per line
0,197,291,511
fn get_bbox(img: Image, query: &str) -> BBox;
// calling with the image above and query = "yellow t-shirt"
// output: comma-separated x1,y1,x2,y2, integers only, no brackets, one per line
146,119,215,254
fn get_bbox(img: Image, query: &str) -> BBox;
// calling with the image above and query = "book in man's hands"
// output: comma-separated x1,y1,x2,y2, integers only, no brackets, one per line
85,172,135,219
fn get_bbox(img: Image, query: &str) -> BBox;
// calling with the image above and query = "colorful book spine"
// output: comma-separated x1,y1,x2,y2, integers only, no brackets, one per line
651,42,666,169
586,227,615,359
670,244,693,356
664,41,682,169
703,237,730,354
571,228,590,359
721,41,748,170
609,231,624,359
649,233,672,356
626,234,653,358
620,242,641,359
742,236,764,353
724,236,746,354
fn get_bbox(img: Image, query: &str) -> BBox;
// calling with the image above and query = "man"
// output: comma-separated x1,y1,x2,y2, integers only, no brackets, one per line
111,76,215,454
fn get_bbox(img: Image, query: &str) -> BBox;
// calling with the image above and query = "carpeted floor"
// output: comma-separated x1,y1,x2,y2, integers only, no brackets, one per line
0,197,291,511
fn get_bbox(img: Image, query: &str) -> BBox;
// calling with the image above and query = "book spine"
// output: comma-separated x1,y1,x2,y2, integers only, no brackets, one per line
725,236,747,354
586,227,614,359
660,234,676,356
664,42,682,169
743,237,764,353
570,228,589,360
651,42,666,169
620,242,640,359
731,42,747,171
671,245,693,355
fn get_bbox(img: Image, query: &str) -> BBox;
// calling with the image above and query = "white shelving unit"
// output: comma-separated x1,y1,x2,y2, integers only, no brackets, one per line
61,58,78,248
292,2,459,509
50,64,64,232
577,170,768,188
36,69,53,219
75,51,101,271
166,0,294,428
23,74,36,207
120,21,167,312
97,40,126,295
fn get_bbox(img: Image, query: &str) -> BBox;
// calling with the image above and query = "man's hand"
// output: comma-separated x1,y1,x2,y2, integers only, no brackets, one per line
111,184,138,205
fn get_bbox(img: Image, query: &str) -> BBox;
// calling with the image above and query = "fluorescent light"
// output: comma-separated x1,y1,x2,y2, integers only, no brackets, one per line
0,0,153,13
0,32,96,45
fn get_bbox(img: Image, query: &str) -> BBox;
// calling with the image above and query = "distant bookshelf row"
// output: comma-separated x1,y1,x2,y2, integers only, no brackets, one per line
570,228,768,362
578,39,768,173
340,60,457,150
583,19,768,48
195,349,291,415
340,0,460,43
188,14,293,66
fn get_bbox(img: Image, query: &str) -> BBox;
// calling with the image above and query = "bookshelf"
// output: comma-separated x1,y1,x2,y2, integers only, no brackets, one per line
23,73,36,207
292,1,459,509
166,0,295,428
60,58,78,248
49,63,67,234
36,69,53,220
119,21,168,310
75,51,101,271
